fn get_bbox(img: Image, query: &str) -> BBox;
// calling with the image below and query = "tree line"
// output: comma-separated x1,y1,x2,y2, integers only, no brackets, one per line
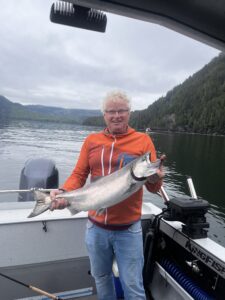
1,53,224,135
0,96,100,124
84,53,225,135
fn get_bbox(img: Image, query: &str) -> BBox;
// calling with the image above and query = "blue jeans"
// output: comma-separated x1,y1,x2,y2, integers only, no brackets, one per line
85,220,146,300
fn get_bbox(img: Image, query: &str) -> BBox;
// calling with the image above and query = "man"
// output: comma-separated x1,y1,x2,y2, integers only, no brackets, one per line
50,91,164,300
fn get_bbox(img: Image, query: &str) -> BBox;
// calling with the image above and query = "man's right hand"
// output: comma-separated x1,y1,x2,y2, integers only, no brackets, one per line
50,189,69,211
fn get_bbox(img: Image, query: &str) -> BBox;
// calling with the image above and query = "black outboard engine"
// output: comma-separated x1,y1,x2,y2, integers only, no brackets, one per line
18,158,59,201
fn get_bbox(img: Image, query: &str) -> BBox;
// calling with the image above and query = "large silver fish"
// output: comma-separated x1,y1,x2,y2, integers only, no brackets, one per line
28,152,161,218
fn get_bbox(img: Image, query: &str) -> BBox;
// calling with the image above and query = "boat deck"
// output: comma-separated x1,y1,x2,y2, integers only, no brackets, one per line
71,296,124,299
75,296,97,300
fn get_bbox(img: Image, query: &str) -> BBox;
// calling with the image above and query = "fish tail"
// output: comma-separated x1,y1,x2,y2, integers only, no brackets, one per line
27,191,51,218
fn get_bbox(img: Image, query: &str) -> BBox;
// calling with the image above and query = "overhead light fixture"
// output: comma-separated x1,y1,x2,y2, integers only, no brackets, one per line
50,1,107,33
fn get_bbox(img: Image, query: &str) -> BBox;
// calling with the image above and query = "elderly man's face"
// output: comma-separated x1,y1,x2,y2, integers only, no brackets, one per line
103,98,130,134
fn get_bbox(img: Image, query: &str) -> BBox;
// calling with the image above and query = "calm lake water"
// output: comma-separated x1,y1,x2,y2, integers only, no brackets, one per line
0,120,225,246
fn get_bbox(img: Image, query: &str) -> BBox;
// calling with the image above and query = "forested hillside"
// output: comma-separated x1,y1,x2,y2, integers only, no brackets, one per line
1,53,224,134
130,53,225,134
0,96,101,124
84,53,225,135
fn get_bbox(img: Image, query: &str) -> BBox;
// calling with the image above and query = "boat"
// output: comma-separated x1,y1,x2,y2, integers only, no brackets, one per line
1,1,224,299
0,157,225,299
50,0,225,52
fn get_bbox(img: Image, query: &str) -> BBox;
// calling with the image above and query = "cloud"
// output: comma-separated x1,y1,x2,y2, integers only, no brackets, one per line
0,0,220,110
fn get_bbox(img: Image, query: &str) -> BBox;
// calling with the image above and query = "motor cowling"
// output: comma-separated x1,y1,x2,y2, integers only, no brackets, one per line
18,158,59,201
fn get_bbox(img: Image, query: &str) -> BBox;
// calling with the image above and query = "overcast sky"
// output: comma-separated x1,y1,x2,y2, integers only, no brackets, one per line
0,0,220,111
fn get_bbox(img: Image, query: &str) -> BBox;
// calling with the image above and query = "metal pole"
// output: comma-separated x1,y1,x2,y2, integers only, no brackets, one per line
0,188,56,194
187,177,198,199
159,186,170,203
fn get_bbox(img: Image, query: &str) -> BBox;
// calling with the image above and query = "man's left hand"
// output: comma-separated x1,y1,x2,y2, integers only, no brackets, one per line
147,154,165,183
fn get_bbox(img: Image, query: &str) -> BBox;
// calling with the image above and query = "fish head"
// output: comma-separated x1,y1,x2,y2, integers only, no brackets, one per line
131,152,160,179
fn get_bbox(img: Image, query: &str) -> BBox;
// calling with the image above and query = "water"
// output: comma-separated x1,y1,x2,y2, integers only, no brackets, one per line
0,120,98,193
0,120,225,246
150,132,225,246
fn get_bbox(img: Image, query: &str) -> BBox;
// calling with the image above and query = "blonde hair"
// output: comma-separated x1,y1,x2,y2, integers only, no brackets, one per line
102,91,131,113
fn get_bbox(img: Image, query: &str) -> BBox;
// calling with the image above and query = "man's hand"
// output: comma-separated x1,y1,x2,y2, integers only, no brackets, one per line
50,189,69,211
147,154,165,184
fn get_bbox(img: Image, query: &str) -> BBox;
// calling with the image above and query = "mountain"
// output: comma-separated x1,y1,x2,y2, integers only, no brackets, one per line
0,96,12,122
130,53,225,135
84,53,225,135
1,53,224,134
0,96,101,124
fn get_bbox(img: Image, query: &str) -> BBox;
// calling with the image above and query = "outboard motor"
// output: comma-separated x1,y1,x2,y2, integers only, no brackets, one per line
18,158,59,201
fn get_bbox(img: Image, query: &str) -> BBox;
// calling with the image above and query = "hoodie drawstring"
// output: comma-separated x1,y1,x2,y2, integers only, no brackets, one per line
100,138,116,224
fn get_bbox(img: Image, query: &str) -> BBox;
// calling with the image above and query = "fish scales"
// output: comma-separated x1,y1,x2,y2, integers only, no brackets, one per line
28,152,161,218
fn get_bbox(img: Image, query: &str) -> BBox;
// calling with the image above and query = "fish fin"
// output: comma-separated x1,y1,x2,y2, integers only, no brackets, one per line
27,191,51,218
95,208,106,216
126,182,137,193
91,176,102,183
67,206,80,215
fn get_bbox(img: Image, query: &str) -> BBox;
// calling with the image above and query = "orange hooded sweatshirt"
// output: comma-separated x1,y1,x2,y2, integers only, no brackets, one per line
62,127,162,226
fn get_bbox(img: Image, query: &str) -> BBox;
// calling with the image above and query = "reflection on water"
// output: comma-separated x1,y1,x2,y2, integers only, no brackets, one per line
151,132,225,205
0,120,225,246
150,131,225,246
